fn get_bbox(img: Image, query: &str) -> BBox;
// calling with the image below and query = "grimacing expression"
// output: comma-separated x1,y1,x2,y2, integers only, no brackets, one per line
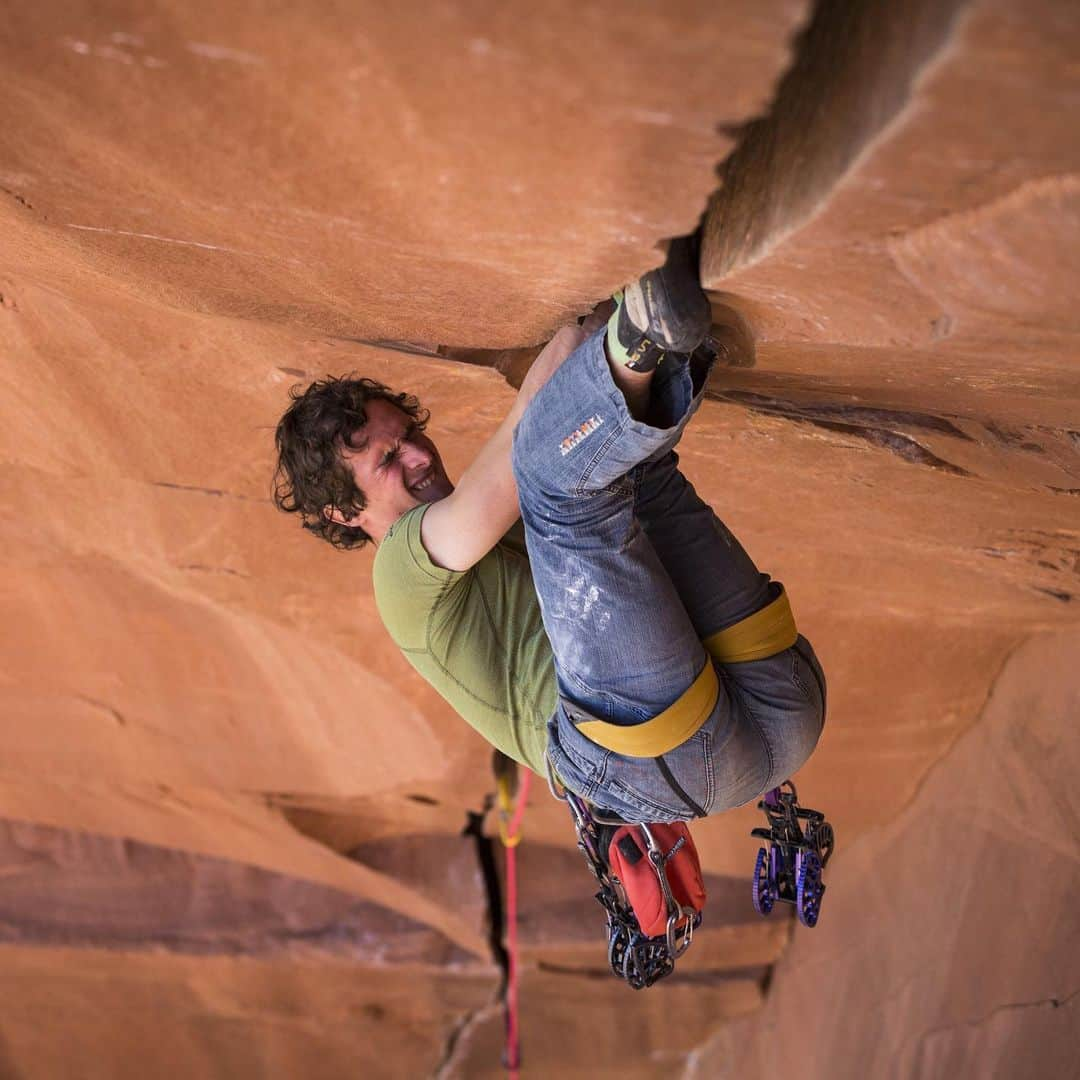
336,398,453,534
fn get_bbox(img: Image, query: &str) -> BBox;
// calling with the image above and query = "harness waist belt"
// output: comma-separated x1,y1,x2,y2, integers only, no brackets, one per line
574,585,798,758
576,661,718,758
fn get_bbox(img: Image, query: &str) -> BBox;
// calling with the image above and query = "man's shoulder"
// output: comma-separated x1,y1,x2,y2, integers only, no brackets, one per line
375,505,524,585
374,504,454,589
373,506,531,635
375,504,493,643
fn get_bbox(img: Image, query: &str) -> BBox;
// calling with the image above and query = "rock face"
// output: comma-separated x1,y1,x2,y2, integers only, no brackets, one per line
1,0,1078,1076
686,629,1080,1080
1,0,800,347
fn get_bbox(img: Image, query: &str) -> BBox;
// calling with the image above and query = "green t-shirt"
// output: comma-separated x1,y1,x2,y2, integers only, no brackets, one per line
371,505,556,775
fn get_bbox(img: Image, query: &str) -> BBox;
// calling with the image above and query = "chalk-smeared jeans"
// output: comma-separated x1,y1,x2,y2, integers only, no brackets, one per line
511,328,825,822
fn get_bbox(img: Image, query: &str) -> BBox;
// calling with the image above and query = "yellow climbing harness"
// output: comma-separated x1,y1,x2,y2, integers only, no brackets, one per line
575,661,719,758
574,585,798,758
704,585,798,664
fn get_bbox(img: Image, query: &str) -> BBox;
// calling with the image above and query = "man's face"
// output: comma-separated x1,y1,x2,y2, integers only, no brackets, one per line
336,398,453,540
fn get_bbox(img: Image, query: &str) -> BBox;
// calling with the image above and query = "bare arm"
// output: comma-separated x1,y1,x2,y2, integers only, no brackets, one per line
420,323,589,572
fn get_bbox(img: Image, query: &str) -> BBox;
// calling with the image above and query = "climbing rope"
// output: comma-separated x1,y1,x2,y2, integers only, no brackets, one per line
496,765,531,1077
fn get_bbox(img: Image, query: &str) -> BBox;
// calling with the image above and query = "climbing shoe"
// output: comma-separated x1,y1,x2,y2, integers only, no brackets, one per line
608,233,712,372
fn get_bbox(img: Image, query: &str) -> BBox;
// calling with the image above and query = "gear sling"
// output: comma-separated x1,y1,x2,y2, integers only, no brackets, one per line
548,586,800,988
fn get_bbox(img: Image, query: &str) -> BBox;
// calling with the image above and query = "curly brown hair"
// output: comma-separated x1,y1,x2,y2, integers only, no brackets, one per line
273,374,429,550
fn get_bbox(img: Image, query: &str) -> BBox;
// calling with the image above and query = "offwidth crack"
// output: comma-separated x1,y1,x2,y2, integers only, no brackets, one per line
428,802,510,1079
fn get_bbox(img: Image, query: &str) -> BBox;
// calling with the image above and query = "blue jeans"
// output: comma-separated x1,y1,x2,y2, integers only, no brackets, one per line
511,328,825,822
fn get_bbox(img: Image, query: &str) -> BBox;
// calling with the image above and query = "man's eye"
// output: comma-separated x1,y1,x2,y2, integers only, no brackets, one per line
379,448,397,468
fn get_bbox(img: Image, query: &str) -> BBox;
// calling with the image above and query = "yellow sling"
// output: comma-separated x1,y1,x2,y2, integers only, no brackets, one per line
574,587,798,758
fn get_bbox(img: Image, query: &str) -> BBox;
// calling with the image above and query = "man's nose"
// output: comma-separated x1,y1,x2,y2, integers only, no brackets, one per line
400,440,432,468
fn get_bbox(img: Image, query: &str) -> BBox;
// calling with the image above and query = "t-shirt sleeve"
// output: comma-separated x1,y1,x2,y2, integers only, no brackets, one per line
371,505,467,649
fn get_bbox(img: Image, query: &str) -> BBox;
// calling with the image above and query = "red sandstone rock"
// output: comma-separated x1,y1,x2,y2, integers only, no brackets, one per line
0,0,1077,1074
1,0,804,347
688,629,1080,1079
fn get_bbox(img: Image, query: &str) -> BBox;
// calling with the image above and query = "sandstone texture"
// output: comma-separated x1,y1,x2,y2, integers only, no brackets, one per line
1,0,1078,1076
687,629,1080,1080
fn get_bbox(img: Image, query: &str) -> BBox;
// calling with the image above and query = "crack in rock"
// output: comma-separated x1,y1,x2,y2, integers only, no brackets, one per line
904,987,1080,1069
1034,586,1072,603
702,0,969,281
713,390,976,439
0,185,34,212
982,420,1046,453
432,800,509,1079
431,1001,503,1080
151,480,265,503
708,390,972,475
74,695,127,727
334,337,444,359
178,563,249,578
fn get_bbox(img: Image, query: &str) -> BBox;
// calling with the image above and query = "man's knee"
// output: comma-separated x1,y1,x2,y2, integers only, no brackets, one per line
511,400,604,498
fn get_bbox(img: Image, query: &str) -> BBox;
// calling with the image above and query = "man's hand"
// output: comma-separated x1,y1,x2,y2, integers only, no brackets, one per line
516,300,614,406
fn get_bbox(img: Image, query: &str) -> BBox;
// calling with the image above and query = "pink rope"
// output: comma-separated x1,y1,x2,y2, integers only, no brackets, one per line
502,769,531,1076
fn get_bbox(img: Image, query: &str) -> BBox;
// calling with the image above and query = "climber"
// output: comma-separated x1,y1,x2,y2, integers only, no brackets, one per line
273,235,826,824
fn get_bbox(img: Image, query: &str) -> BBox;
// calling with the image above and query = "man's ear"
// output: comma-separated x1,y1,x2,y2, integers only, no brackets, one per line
323,504,360,528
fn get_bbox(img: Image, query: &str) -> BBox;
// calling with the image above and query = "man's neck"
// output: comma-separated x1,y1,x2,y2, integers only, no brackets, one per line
368,499,433,546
